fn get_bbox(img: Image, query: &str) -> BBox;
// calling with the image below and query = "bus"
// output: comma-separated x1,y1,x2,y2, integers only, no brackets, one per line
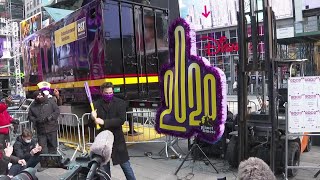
21,0,178,112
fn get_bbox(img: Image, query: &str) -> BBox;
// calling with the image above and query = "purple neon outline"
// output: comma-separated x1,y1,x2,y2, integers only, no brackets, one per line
155,18,227,143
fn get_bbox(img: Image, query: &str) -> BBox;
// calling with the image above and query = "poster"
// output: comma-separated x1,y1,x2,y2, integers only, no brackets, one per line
20,12,42,40
288,76,320,133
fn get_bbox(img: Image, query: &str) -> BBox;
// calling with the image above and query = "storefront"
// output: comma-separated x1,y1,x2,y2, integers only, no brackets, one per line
196,25,265,95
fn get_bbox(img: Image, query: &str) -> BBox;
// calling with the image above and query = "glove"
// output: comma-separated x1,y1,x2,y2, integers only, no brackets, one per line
11,119,19,125
45,115,53,122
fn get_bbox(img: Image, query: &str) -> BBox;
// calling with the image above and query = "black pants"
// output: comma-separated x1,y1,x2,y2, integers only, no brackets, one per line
0,134,10,148
8,156,40,176
38,131,58,154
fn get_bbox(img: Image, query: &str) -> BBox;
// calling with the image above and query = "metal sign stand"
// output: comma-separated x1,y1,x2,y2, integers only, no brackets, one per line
285,76,320,179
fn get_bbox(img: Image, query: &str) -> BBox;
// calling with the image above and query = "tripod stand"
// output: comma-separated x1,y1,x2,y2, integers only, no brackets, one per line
314,169,320,178
174,139,219,175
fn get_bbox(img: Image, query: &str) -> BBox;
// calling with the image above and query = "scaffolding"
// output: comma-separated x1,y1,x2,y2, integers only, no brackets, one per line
0,0,24,96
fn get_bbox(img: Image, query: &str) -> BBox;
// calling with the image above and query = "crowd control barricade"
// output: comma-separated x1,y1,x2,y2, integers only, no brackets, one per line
7,110,33,140
81,110,175,157
80,113,95,154
57,113,82,161
227,100,259,115
8,110,29,123
0,121,32,144
124,109,166,143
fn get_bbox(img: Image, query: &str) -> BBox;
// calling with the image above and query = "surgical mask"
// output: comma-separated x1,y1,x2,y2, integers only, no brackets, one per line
43,90,50,96
102,94,114,102
24,139,31,143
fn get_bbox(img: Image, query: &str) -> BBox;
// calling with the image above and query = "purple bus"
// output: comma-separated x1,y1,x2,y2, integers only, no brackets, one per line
22,0,176,108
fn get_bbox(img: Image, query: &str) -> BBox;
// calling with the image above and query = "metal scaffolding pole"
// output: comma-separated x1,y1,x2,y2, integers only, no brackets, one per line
4,0,23,96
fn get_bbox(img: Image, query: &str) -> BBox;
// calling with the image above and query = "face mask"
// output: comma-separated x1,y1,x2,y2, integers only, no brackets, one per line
43,90,50,96
24,139,31,143
36,97,45,103
102,94,114,102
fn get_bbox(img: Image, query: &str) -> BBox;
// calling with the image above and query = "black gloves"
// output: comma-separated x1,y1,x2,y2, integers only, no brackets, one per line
44,115,53,122
11,119,19,125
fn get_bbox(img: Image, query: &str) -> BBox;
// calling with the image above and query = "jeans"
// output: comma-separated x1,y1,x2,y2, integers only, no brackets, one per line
102,161,136,180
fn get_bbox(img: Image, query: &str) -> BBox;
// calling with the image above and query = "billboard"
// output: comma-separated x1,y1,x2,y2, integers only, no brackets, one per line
179,0,293,30
54,17,87,47
20,12,42,40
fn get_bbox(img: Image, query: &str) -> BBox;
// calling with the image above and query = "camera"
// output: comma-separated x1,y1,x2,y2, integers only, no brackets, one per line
0,168,38,180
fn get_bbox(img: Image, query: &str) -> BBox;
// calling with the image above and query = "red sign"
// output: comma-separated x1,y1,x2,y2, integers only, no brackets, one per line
201,36,264,56
201,36,239,56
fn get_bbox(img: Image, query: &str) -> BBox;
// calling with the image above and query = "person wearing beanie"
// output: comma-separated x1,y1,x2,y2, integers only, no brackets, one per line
238,157,276,180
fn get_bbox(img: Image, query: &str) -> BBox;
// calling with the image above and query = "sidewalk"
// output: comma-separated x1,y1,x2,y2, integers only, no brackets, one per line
35,139,320,180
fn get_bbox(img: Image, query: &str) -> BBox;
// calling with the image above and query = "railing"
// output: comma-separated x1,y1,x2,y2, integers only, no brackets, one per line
227,100,259,115
80,109,170,156
294,19,320,36
57,113,82,161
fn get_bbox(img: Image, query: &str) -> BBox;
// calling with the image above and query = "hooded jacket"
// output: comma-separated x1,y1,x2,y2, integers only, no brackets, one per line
0,103,13,134
13,136,37,161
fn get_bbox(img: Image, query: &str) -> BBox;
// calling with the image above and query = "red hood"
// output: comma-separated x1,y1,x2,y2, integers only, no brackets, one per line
0,103,8,113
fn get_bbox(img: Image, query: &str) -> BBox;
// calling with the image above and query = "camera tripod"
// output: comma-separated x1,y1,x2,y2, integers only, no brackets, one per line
174,139,219,175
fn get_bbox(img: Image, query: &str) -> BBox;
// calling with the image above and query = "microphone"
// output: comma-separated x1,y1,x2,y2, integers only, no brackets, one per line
86,130,114,180
86,155,103,180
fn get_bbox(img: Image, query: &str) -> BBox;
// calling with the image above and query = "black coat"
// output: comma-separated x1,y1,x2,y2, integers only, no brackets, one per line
28,98,60,134
13,136,37,161
91,97,129,165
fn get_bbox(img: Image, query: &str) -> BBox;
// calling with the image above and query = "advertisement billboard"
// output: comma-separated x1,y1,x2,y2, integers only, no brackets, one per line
20,12,42,40
179,0,293,30
54,17,87,47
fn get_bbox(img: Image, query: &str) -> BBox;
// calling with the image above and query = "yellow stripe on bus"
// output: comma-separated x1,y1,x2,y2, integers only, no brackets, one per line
24,76,159,91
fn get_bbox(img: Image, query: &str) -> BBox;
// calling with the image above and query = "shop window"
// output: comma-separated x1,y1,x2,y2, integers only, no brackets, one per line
215,32,221,39
230,30,237,38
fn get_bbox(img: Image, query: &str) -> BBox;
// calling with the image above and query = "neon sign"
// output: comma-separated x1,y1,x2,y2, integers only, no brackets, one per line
155,18,227,143
201,36,264,56
201,36,239,56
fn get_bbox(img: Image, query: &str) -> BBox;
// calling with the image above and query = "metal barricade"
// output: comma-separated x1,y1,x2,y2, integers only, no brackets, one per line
8,110,29,123
227,100,259,115
80,110,172,157
0,121,32,144
8,110,35,137
57,113,82,160
125,110,165,144
80,113,95,154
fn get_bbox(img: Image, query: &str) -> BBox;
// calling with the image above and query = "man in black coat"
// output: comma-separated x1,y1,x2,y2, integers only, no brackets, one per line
91,82,136,180
28,90,60,154
8,129,42,176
